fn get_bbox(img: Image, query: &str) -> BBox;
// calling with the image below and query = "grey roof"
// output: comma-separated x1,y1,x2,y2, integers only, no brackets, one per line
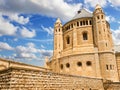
72,8,93,20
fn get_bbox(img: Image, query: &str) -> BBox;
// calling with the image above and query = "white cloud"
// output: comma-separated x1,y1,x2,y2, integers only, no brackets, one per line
84,0,120,9
0,0,82,21
17,52,37,59
8,13,29,25
84,0,107,8
41,25,53,35
0,42,13,51
14,42,52,60
16,44,37,54
106,15,115,22
39,49,53,57
0,15,17,36
108,0,120,7
111,27,120,45
15,44,37,59
26,42,35,48
20,27,36,38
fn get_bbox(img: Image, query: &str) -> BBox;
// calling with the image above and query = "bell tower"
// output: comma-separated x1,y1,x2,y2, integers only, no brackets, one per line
53,18,63,59
93,4,111,51
93,4,119,82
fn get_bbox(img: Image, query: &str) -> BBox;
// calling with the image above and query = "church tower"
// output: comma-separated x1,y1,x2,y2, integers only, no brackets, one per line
93,4,119,82
93,4,113,51
53,18,63,59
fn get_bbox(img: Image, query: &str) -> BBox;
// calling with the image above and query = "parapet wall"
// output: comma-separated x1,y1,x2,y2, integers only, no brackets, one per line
0,67,104,90
0,58,51,71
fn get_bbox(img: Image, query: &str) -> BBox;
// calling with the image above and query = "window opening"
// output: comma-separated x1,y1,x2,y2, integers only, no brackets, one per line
77,22,79,26
83,21,85,25
83,32,88,40
77,62,82,67
66,63,70,68
89,20,92,25
66,36,70,44
61,64,63,69
86,20,88,25
86,61,92,66
106,65,109,70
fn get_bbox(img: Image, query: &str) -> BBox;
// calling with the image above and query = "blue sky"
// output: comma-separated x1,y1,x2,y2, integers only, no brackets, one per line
0,0,120,66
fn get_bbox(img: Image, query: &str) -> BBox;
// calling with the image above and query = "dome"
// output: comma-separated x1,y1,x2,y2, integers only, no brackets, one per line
72,8,93,20
55,18,61,23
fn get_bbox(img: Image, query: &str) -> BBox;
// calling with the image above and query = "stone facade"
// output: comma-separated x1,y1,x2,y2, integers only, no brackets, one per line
47,4,120,82
116,52,120,80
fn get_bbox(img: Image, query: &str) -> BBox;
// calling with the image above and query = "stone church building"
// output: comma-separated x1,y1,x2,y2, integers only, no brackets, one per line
0,4,120,90
46,4,120,82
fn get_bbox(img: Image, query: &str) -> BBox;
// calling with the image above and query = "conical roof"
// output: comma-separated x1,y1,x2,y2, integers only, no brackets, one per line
72,8,92,20
95,4,102,9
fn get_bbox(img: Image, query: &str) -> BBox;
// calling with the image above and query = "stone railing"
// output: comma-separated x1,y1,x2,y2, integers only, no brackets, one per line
0,67,104,90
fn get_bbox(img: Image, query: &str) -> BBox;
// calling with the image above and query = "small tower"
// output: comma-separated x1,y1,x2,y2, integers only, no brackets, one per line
93,4,119,82
93,4,107,50
53,18,63,58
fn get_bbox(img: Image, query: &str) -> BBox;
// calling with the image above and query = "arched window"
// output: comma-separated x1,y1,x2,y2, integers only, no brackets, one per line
60,64,63,69
59,29,60,32
77,22,79,26
80,21,82,26
83,32,88,40
71,24,73,28
106,65,109,70
97,16,100,19
83,21,85,25
89,20,92,25
86,20,88,25
110,65,112,70
66,36,70,44
101,15,103,19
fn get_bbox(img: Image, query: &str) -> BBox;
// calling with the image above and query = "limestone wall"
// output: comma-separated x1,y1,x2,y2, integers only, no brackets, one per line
59,53,101,78
0,67,104,90
116,53,120,81
0,58,51,72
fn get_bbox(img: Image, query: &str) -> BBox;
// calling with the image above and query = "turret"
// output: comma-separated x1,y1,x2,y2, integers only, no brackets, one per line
93,4,105,50
93,4,113,51
53,18,63,58
93,4,119,82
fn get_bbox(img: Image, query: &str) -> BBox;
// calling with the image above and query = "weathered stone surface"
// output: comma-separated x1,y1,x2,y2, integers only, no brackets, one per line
0,67,104,90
